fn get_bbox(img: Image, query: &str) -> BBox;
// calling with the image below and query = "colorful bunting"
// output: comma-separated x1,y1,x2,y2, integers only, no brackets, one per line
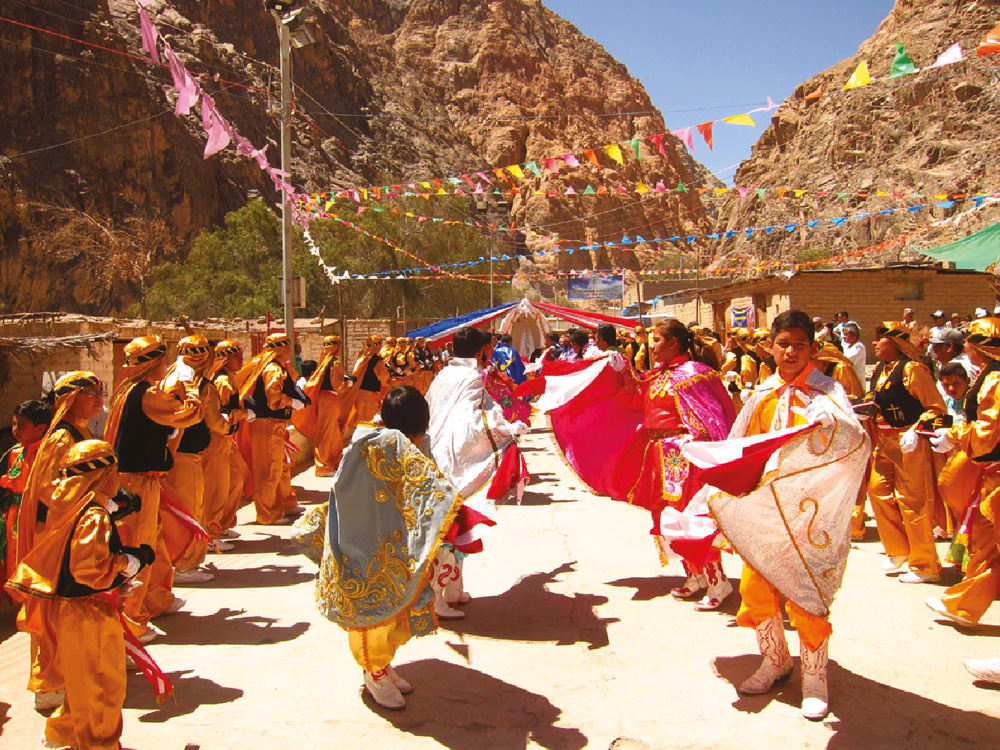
604,143,624,165
671,127,694,152
843,61,872,90
722,114,756,127
696,122,714,150
890,41,918,77
977,23,1000,57
929,42,963,68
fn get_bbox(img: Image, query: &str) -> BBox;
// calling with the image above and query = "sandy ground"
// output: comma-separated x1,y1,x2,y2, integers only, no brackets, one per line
2,422,1000,749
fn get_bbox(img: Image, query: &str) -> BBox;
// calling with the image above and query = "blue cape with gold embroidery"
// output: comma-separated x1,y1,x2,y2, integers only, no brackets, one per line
315,425,463,634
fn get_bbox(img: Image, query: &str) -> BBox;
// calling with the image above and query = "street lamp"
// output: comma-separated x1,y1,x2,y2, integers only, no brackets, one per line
266,0,315,344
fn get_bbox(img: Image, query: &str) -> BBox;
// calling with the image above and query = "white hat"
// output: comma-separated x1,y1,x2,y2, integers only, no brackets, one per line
976,307,988,318
932,310,945,318
994,304,1000,315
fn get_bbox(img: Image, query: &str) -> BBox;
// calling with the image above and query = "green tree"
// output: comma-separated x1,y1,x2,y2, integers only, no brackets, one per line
146,197,522,320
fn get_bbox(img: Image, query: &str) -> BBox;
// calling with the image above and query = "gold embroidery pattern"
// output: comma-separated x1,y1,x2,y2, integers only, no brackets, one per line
316,530,416,624
799,497,831,549
362,439,444,531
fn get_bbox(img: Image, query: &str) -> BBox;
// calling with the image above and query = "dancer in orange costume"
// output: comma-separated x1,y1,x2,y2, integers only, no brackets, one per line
17,371,104,711
238,333,305,525
8,439,153,750
353,336,391,424
104,336,201,642
203,340,250,544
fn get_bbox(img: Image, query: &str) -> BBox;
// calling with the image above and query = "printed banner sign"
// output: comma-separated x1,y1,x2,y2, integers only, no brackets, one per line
730,305,756,328
566,275,624,301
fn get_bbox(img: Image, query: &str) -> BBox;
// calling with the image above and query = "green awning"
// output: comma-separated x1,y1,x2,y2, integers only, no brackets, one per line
916,221,1000,271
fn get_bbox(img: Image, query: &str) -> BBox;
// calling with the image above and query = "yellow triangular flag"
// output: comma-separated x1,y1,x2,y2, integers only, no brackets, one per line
421,181,431,189
843,61,872,90
508,165,525,179
794,189,807,198
605,143,624,165
714,187,729,195
876,190,887,197
635,182,648,193
722,114,756,126
324,201,335,212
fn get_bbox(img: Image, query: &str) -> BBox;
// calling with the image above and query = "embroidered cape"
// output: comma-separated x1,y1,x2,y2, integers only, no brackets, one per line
316,425,463,634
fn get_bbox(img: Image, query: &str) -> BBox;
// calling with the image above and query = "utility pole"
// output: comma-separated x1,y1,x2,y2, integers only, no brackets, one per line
272,8,295,343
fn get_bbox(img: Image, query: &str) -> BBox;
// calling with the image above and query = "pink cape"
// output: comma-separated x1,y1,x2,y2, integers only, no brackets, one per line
542,358,734,510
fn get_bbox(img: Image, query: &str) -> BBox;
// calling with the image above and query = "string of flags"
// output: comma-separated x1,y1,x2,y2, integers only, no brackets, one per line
297,182,998,207
305,192,1000,279
330,28,1000,202
133,1,296,209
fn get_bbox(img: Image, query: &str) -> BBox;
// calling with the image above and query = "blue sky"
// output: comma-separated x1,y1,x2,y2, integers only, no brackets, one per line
543,0,897,184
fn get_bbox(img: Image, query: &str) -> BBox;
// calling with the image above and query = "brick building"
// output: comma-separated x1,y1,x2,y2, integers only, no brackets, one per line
645,266,998,363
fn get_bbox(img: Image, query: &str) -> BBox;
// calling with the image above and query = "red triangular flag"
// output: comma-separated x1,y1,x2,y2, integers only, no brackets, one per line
696,122,714,150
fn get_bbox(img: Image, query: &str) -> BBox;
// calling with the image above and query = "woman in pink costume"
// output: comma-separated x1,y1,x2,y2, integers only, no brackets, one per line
622,320,737,609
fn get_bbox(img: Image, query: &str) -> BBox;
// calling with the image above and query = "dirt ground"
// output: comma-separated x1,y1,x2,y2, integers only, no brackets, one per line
2,423,1000,749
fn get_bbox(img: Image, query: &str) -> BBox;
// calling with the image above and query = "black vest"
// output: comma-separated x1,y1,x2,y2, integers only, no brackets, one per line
963,359,1000,462
251,372,292,420
360,356,384,393
116,381,175,473
55,504,128,598
871,358,925,428
178,380,212,454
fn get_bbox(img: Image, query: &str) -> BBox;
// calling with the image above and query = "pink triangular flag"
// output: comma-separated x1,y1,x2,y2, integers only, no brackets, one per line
473,183,484,194
738,187,750,199
203,111,232,158
655,181,666,192
565,186,577,195
670,127,694,152
139,9,159,64
929,42,963,69
476,171,494,185
563,154,580,167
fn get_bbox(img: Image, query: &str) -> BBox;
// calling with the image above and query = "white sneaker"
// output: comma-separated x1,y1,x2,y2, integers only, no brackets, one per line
221,529,240,539
882,555,908,576
40,733,72,748
899,570,940,584
137,623,165,644
387,665,412,694
363,668,405,709
33,689,65,711
966,656,1000,684
163,595,186,615
174,567,215,584
209,539,235,552
926,597,976,626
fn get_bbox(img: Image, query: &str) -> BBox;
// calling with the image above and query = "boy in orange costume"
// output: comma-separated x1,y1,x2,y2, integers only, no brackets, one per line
702,311,868,720
203,340,250,545
17,372,104,711
104,336,201,641
238,333,305,524
8,439,153,750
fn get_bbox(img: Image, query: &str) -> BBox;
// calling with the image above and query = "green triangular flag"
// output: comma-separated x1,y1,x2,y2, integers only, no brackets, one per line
583,185,596,194
756,188,766,199
676,181,688,192
837,192,849,198
525,161,543,178
628,138,641,161
890,41,918,78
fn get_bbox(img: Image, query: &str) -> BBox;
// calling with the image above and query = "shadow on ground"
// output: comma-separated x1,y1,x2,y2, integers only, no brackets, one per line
125,669,243,722
375,658,587,750
0,702,10,736
713,655,1000,746
151,607,310,646
606,575,744,615
219,532,302,558
518,489,575,506
190,563,313,589
442,563,617,650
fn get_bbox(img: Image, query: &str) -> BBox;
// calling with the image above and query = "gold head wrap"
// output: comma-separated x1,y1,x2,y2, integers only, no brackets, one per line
965,317,1000,361
237,333,293,402
207,339,243,380
875,321,923,361
323,335,341,348
177,334,213,373
48,371,103,438
7,439,119,602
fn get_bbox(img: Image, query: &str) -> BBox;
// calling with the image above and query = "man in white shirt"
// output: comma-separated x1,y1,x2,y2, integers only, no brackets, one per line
929,310,949,345
930,328,979,386
841,323,867,386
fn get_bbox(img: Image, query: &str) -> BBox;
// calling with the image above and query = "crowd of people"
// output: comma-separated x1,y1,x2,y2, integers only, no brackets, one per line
2,305,1000,745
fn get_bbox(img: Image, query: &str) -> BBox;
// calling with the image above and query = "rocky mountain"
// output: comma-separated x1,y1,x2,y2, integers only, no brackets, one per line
713,0,1000,273
0,0,715,314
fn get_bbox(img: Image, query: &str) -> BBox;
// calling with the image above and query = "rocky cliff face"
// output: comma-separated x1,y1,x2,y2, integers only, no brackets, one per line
0,0,713,314
713,0,1000,273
